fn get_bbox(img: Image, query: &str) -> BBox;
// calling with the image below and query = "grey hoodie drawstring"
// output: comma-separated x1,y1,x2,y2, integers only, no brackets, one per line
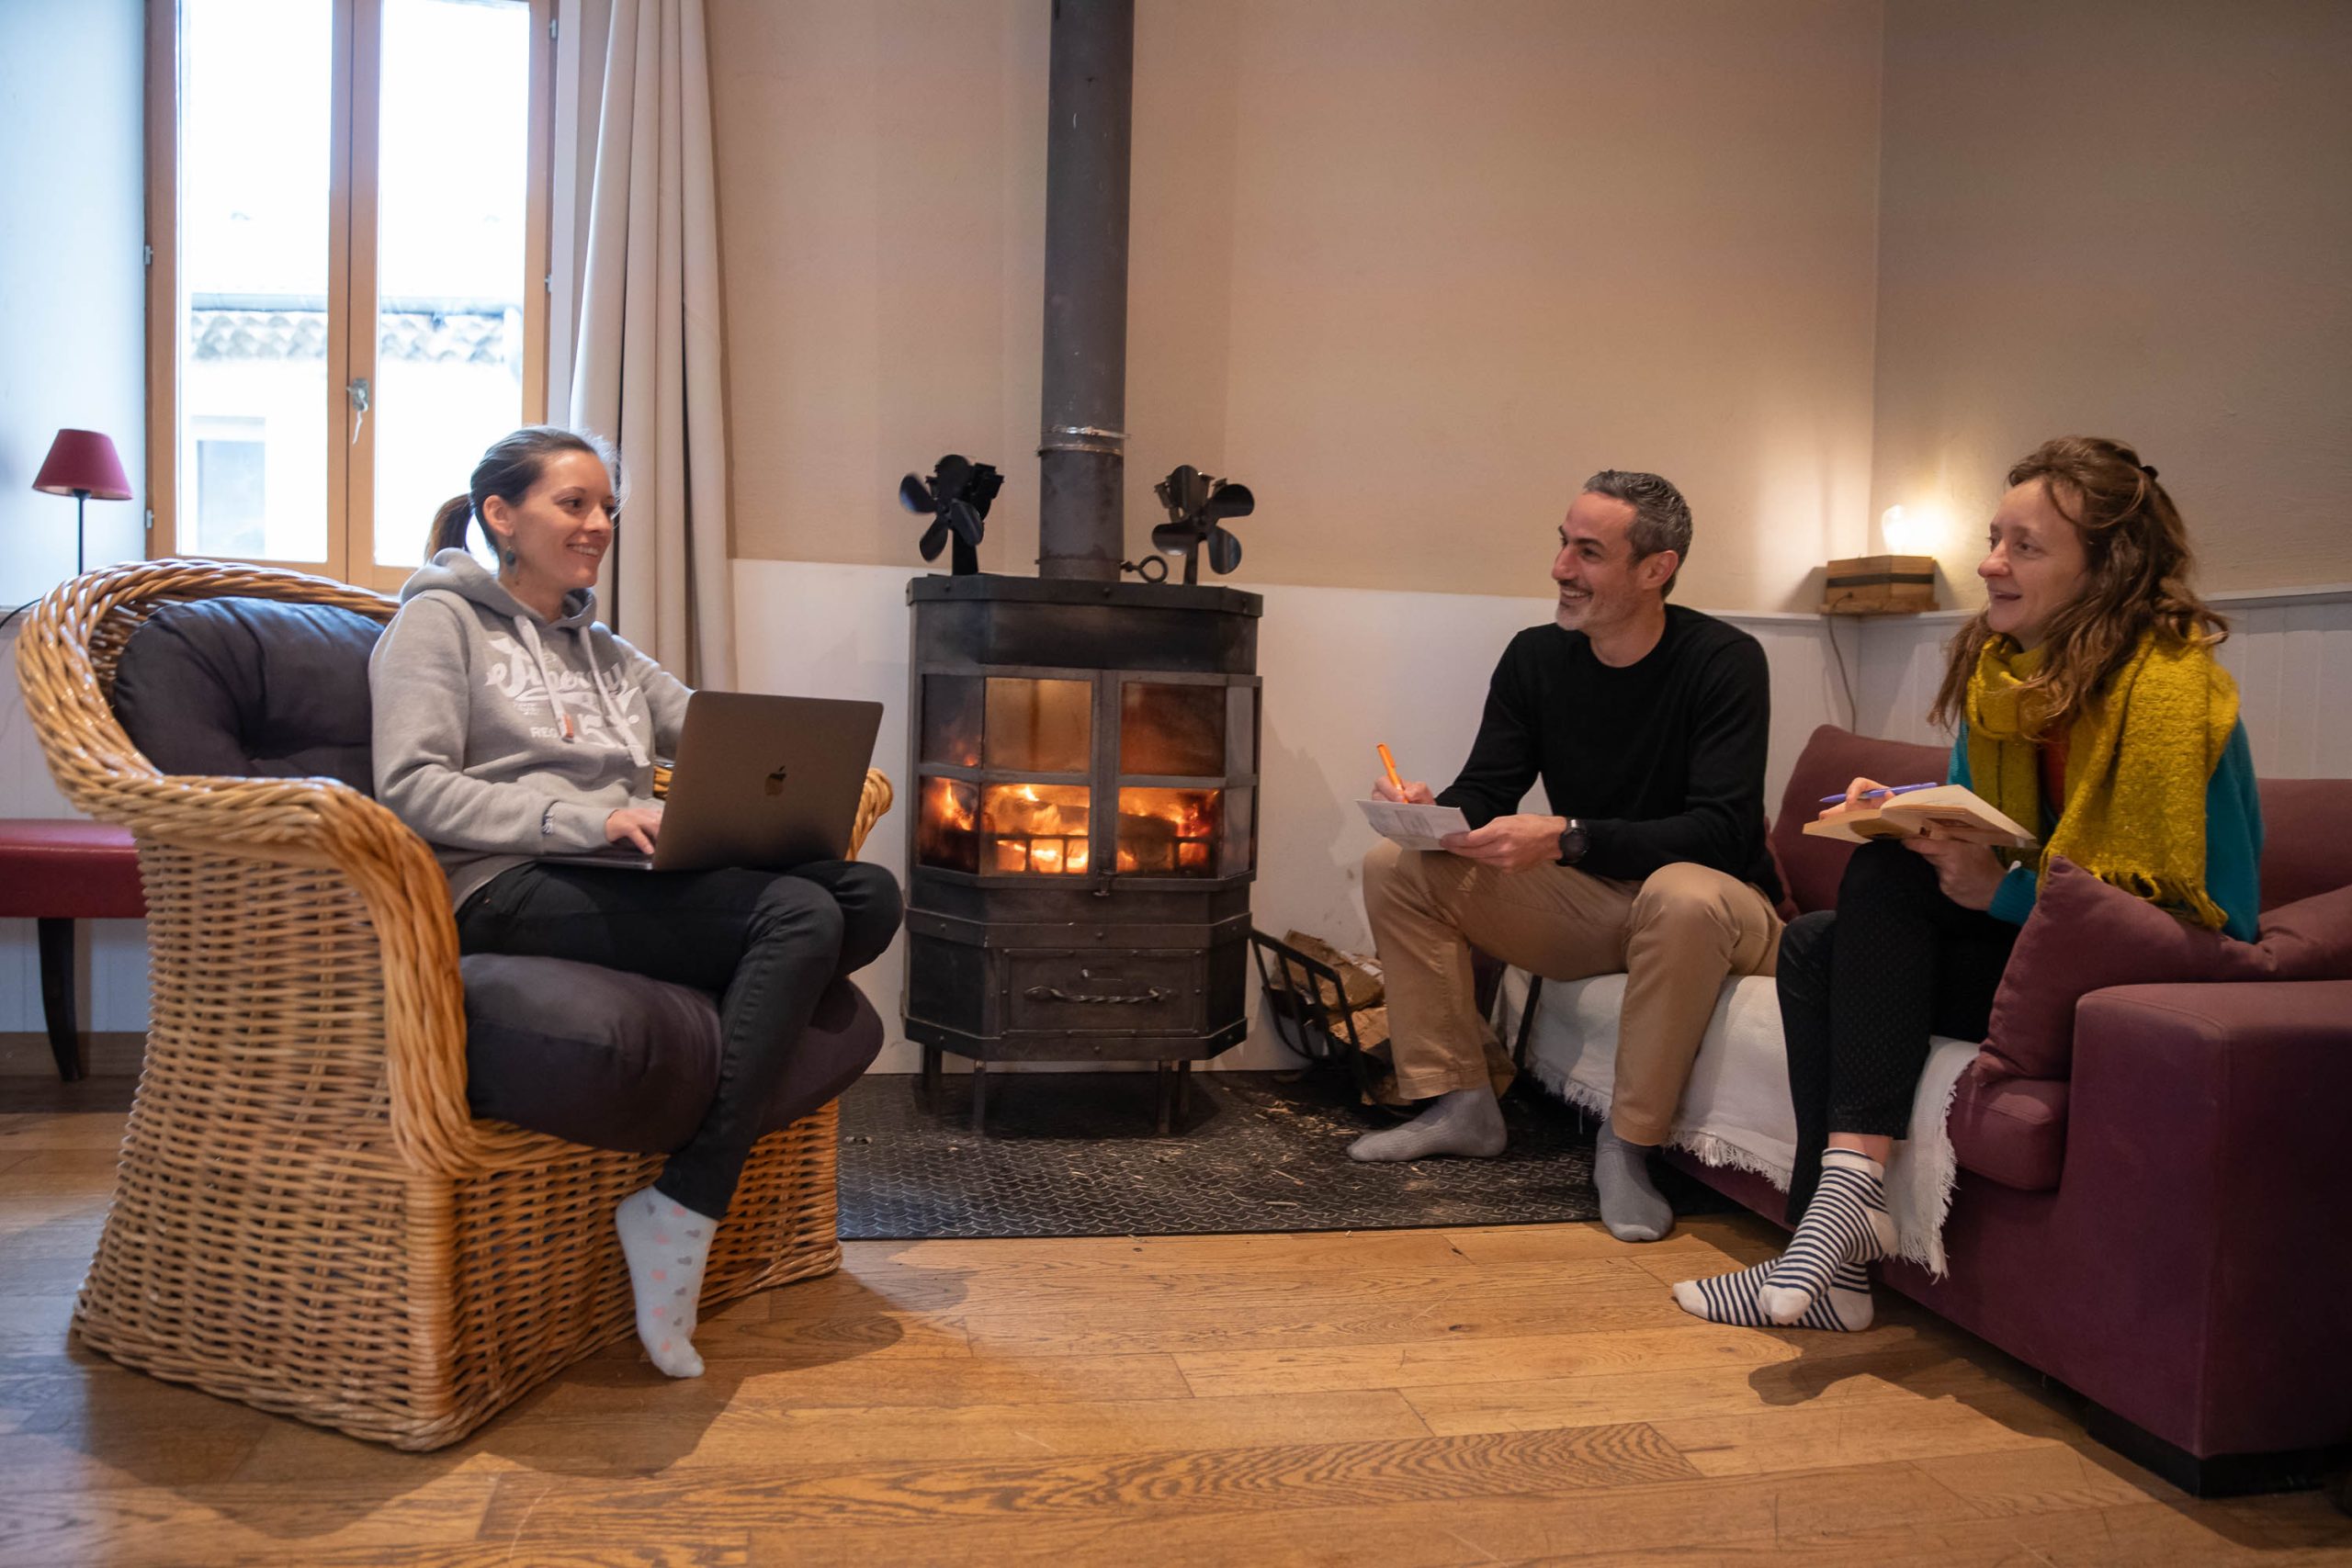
578,627,650,767
513,616,575,740
513,613,650,768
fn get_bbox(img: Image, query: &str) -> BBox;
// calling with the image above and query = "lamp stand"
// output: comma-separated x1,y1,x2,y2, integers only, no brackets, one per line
75,490,88,576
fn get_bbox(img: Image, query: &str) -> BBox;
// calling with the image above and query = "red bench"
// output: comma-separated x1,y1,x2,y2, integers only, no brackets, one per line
0,819,144,1080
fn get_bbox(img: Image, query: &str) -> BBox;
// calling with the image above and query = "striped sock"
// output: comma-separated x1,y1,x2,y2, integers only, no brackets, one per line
1758,1149,1895,1327
1673,1258,1875,1332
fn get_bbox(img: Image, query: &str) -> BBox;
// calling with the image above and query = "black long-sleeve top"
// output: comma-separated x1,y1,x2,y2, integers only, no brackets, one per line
1434,605,1780,900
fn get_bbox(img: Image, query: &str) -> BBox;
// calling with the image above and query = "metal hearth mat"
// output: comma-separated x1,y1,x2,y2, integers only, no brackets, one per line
834,1071,1730,1241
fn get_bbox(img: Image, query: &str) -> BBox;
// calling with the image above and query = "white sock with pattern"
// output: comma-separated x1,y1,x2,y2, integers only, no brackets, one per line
614,1184,715,1378
1758,1149,1895,1327
1674,1258,1874,1332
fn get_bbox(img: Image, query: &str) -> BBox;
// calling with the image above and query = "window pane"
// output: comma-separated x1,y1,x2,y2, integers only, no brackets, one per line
373,0,533,566
179,0,332,562
920,675,983,767
980,785,1092,875
915,777,978,874
1116,787,1221,877
984,679,1091,773
1120,682,1226,776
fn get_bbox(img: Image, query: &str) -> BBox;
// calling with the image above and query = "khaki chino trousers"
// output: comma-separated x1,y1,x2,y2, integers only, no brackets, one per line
1362,840,1782,1145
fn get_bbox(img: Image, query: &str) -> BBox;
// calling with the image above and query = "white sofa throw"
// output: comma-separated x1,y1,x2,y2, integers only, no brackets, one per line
1506,970,1979,1276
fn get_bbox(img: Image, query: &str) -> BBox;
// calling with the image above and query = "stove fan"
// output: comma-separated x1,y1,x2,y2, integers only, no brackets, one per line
1151,465,1255,584
899,455,1003,576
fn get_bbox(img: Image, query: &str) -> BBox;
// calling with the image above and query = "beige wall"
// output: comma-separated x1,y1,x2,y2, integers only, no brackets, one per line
1870,0,2352,602
706,0,1049,580
709,0,1884,611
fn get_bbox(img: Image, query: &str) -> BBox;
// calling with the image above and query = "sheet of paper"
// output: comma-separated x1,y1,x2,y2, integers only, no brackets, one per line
1357,798,1474,852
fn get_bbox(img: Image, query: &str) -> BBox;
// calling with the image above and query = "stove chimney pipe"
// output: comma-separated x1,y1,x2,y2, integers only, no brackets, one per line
1035,0,1133,582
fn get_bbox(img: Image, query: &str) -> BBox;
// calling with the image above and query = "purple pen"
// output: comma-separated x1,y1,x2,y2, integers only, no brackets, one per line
1817,781,1940,805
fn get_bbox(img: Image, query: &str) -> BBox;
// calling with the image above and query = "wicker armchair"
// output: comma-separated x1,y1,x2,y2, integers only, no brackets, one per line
15,559,893,1450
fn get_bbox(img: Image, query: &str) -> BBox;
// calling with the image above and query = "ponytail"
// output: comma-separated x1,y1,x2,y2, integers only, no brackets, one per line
423,424,621,568
426,493,477,560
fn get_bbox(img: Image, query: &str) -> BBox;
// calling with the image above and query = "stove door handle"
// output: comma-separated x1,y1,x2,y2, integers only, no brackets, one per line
1023,984,1173,1006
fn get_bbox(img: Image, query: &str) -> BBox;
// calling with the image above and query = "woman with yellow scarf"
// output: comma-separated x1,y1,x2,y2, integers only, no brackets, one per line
1676,436,2261,1333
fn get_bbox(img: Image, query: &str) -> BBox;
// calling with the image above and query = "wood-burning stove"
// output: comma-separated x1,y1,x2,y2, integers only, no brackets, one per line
902,574,1261,1130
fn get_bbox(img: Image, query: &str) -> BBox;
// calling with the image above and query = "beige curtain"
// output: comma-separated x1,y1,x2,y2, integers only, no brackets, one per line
566,0,733,687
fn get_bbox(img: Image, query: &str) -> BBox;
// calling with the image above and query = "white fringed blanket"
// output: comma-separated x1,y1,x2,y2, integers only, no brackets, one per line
1505,970,1978,1276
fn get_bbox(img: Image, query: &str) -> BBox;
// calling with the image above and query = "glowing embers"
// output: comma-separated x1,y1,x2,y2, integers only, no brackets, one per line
980,783,1092,875
1116,787,1221,876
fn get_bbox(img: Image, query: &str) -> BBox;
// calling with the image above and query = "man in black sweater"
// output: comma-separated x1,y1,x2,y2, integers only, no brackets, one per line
1359,469,1782,1243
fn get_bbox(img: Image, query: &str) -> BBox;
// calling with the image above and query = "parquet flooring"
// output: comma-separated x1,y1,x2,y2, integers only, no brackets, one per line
2,1090,2347,1566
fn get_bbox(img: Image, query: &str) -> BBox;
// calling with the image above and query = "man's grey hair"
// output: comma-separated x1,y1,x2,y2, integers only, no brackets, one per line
1581,469,1692,598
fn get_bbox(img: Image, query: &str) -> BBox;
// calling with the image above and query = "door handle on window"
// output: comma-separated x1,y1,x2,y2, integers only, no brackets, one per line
346,377,369,445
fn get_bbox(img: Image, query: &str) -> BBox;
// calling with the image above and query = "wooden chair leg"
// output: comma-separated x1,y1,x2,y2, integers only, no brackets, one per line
35,918,85,1082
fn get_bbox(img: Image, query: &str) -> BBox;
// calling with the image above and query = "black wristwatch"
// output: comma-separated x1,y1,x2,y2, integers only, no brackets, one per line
1555,818,1589,865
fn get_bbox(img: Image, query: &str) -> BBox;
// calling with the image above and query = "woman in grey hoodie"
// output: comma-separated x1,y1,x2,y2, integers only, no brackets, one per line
369,426,900,1379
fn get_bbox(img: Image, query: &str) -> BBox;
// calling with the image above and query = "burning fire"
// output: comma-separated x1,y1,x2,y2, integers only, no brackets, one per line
926,776,976,832
922,777,1226,877
1114,787,1222,877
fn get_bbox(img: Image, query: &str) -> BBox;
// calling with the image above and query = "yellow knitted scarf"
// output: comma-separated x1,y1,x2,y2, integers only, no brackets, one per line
1964,628,2237,930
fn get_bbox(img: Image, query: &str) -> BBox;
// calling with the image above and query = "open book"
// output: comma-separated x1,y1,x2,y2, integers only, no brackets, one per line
1802,784,2037,849
1357,799,1473,852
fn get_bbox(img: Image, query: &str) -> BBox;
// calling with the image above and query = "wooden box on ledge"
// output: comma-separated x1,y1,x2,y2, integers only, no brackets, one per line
1822,555,1937,615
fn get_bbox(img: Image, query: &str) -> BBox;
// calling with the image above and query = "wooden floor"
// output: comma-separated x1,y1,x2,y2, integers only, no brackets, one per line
3,1088,2348,1566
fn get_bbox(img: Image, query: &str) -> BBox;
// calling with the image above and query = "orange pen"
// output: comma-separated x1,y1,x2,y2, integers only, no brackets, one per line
1377,743,1405,794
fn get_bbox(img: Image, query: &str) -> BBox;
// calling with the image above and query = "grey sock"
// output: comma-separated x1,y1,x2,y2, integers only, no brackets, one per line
1347,1086,1508,1162
1594,1122,1675,1242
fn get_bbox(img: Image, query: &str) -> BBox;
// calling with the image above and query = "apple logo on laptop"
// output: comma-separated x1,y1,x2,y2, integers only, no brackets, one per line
764,765,788,796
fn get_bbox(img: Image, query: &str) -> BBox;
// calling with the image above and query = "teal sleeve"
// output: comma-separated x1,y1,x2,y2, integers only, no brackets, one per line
1987,863,2038,926
1948,727,2046,924
2204,720,2263,942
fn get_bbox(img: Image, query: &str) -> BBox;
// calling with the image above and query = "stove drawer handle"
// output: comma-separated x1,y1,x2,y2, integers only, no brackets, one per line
1023,984,1173,1006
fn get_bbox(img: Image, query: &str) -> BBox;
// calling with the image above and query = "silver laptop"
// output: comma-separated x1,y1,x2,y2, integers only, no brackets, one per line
544,691,883,873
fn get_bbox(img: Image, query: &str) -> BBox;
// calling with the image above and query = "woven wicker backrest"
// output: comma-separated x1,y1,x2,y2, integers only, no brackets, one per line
17,559,491,1171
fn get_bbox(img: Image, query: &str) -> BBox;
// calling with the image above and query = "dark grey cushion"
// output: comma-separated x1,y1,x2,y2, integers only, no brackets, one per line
112,597,381,792
460,953,885,1152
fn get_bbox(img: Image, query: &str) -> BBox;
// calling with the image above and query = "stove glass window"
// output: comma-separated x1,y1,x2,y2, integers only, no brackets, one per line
1116,786,1222,876
985,677,1091,773
1119,682,1225,777
915,777,979,874
980,783,1092,874
1220,784,1255,876
920,674,983,766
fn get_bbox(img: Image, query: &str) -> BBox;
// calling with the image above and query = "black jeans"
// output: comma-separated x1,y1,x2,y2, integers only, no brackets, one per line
1777,839,2016,1224
457,859,902,1218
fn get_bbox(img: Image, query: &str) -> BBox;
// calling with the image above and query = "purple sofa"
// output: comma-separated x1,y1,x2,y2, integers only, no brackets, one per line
1670,724,2352,1495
